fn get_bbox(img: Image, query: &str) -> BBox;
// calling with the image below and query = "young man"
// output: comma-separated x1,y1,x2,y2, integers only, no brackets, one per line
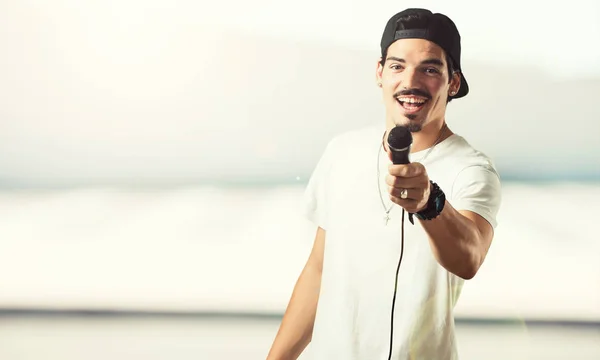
267,8,502,360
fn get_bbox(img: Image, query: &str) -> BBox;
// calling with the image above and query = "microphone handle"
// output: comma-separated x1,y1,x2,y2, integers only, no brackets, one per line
389,146,411,165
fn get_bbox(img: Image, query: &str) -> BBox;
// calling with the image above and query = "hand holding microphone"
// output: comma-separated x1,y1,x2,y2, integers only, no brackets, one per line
385,126,431,214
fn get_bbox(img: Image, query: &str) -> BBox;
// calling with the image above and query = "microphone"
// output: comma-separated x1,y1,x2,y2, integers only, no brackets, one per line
384,125,414,360
387,126,413,165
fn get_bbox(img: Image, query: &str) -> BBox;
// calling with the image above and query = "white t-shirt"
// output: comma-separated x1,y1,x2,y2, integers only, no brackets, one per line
303,125,502,360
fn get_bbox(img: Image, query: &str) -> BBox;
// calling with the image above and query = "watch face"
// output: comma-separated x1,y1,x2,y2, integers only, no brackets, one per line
433,191,445,211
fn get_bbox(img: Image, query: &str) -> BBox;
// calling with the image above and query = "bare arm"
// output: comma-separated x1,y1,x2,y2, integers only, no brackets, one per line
387,163,497,279
419,204,493,279
266,227,325,360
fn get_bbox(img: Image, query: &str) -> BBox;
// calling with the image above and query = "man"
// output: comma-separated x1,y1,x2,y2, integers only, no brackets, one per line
267,8,501,360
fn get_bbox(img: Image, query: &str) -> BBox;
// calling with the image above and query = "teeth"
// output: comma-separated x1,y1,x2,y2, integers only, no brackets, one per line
397,97,426,104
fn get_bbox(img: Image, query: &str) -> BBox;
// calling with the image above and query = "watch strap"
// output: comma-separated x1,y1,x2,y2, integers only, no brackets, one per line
408,181,445,224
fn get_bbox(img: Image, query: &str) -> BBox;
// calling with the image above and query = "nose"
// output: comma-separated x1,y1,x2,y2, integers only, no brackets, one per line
399,67,420,90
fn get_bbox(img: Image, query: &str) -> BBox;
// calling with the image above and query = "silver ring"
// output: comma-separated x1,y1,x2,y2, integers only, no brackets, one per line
400,188,408,199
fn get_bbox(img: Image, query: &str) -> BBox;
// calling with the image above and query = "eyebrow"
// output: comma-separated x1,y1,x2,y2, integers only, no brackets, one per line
386,57,444,67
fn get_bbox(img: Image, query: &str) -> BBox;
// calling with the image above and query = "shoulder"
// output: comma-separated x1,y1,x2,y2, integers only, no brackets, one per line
441,135,502,226
329,125,381,148
444,135,498,172
438,135,501,191
433,134,501,192
319,125,382,160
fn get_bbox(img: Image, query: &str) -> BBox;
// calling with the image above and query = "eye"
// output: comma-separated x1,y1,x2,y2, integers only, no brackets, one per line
424,67,441,74
390,64,404,70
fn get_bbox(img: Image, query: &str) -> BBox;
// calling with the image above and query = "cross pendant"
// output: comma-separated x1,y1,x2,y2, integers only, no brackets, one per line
384,213,390,225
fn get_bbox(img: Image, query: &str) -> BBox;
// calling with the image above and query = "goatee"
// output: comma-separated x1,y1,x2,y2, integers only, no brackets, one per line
404,116,422,132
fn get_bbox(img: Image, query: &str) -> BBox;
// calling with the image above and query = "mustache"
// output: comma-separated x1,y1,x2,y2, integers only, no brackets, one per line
394,88,431,99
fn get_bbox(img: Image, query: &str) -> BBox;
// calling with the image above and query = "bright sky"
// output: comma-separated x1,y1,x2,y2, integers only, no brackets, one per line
199,0,600,79
1,0,599,184
11,0,599,80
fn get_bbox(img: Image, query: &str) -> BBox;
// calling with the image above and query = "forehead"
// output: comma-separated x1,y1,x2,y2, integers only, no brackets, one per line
386,38,446,63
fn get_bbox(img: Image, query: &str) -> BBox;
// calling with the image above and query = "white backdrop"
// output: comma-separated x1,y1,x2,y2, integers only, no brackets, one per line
0,1,599,323
0,183,599,322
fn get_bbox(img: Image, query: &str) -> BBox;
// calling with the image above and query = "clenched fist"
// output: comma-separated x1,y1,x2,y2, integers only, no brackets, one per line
386,161,431,214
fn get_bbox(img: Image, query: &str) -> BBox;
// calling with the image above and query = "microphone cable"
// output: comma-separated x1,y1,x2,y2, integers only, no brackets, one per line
383,124,444,359
387,208,405,360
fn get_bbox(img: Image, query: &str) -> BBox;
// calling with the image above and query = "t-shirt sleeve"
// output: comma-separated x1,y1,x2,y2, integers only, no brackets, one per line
302,139,336,230
450,164,502,229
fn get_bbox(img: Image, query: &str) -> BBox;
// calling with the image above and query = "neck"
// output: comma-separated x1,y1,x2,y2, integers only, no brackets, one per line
383,120,452,153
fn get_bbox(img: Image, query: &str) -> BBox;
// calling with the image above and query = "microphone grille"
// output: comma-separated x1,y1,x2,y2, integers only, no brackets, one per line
387,126,413,150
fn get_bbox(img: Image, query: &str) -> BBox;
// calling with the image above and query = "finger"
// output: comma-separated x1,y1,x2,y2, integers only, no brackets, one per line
385,175,429,189
388,186,426,201
389,196,421,213
388,162,425,177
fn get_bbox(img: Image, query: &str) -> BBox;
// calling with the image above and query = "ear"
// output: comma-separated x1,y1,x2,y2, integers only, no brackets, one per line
375,57,384,86
449,71,461,95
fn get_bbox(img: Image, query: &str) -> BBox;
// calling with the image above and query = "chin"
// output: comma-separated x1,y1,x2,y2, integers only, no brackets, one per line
406,123,423,132
394,116,424,132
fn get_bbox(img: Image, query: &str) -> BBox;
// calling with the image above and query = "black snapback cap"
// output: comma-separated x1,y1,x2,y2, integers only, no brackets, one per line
380,8,469,99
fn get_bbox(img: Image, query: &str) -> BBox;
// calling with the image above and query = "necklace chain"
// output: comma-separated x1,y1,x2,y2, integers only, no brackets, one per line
376,124,447,224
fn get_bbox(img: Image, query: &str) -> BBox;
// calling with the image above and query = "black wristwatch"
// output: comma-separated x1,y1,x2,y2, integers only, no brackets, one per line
409,181,446,225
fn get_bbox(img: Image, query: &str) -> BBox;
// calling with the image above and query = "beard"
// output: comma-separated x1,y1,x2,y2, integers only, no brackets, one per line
405,115,422,132
395,114,423,132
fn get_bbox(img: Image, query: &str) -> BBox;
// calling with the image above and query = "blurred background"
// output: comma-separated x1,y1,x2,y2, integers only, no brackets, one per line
0,0,599,359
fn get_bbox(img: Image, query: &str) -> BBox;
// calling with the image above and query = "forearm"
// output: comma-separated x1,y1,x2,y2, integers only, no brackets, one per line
419,200,484,279
266,263,322,360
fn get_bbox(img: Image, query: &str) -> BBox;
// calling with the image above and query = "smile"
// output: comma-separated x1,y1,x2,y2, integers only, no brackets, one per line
396,96,428,113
